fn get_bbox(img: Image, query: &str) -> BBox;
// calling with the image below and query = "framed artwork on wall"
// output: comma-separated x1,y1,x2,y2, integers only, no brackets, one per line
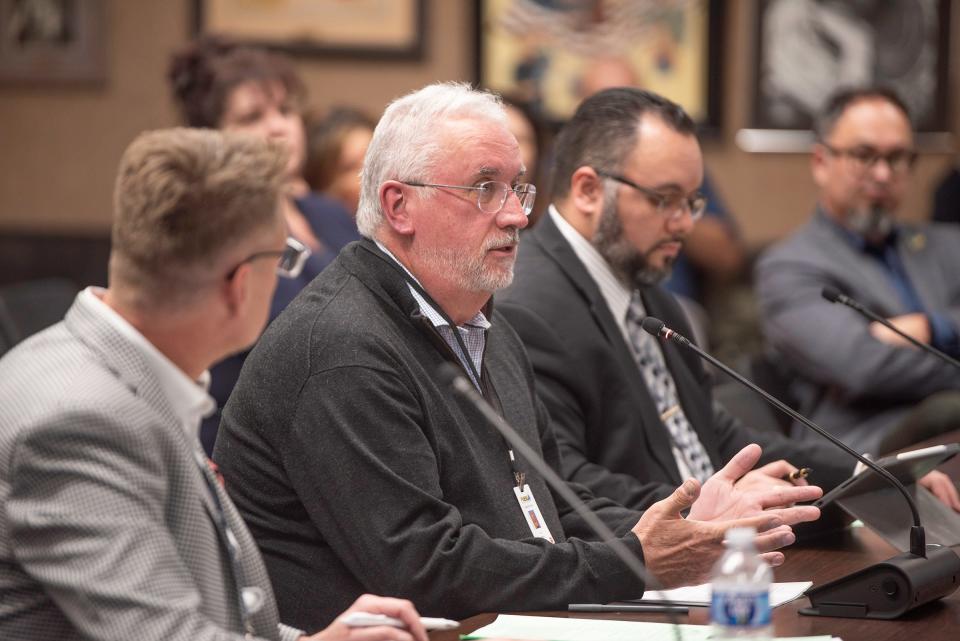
0,0,106,84
193,0,425,60
474,0,725,133
739,0,951,152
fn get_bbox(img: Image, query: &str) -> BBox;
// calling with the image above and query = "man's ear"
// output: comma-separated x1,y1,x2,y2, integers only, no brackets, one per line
570,166,605,221
223,264,249,318
811,143,829,188
380,180,415,236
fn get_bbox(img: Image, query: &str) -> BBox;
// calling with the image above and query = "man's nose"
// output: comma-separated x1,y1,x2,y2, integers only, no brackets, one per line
868,157,895,182
497,191,530,230
666,205,695,236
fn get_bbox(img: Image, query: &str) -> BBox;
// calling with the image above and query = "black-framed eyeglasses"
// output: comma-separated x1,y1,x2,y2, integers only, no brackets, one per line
402,180,537,217
226,236,310,280
595,170,707,221
820,143,917,174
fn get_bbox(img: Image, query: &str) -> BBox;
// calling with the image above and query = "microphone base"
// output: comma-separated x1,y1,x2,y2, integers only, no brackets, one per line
799,545,960,619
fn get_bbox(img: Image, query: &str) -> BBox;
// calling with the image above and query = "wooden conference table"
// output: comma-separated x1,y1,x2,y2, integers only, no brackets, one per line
434,433,960,641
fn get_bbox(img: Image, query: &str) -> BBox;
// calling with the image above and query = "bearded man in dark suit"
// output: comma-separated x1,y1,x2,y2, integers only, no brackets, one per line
498,88,959,513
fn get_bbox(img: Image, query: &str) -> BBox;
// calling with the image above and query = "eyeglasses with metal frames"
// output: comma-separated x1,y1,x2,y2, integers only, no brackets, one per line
402,180,537,217
596,170,707,221
226,236,311,280
820,143,917,174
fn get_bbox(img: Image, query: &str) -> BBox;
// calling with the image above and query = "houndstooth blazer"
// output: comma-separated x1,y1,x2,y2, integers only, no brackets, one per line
0,293,303,641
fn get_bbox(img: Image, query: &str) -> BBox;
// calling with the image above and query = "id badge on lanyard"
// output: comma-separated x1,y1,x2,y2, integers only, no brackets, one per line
513,483,555,543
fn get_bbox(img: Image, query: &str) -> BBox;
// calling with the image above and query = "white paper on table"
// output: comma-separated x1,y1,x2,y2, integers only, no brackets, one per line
462,614,711,641
463,614,840,641
636,581,813,607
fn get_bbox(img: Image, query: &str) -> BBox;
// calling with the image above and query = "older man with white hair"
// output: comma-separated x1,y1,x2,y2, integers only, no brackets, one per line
214,83,822,630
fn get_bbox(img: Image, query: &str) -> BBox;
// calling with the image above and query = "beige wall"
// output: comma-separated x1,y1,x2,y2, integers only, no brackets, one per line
0,1,955,246
0,0,472,235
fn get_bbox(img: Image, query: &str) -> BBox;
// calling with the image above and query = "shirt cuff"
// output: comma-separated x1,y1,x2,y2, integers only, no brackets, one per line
928,313,960,356
279,623,306,641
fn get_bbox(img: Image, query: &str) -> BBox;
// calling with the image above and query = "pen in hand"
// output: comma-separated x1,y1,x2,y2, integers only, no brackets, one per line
340,612,459,631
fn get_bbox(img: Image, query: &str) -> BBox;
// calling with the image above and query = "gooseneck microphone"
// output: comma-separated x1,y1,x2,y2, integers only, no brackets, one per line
640,316,960,620
821,286,960,371
640,319,923,548
437,363,685,638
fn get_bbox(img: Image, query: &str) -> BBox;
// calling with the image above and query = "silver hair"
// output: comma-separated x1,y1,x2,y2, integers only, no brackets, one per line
355,82,509,238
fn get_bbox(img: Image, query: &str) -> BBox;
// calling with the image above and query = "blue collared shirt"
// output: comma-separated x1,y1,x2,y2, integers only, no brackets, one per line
820,208,959,356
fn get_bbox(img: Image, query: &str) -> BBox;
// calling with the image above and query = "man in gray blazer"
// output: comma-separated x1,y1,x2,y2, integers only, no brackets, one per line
0,128,426,641
756,87,960,454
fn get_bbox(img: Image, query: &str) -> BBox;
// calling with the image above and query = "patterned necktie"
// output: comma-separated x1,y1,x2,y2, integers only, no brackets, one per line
625,292,714,483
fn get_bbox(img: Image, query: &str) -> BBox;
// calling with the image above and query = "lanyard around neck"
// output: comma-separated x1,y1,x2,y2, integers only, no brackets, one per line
364,243,485,387
362,242,526,487
191,449,256,632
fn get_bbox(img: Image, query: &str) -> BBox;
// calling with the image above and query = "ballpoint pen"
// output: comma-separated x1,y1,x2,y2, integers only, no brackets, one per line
783,467,811,481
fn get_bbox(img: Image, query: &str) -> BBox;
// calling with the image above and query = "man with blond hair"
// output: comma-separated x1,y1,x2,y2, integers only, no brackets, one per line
0,128,425,641
215,82,822,629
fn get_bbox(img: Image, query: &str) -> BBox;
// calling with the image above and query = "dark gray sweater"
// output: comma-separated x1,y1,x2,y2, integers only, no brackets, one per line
215,240,646,631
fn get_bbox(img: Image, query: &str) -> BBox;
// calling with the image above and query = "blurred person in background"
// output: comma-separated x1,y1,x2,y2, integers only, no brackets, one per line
756,86,960,454
501,96,551,223
169,38,360,454
304,107,376,216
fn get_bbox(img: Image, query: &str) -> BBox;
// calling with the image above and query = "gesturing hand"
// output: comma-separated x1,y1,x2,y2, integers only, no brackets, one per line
631,478,798,588
689,444,822,523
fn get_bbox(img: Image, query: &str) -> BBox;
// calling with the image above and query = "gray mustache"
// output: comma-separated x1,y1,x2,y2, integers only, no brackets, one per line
485,229,520,251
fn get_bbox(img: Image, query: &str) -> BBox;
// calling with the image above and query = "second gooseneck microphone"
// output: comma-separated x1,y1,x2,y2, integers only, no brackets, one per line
640,316,960,619
639,316,924,551
821,286,960,371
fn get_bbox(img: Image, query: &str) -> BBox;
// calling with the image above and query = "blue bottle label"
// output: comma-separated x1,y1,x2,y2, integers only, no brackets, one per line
710,590,771,627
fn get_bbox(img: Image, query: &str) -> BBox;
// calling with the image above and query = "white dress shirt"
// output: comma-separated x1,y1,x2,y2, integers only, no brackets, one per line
81,287,215,440
548,206,697,480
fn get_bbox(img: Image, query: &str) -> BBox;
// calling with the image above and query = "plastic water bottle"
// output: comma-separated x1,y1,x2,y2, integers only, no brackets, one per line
710,526,773,639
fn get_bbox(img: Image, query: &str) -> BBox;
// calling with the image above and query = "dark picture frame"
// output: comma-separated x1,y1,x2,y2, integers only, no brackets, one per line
193,0,426,61
474,0,725,135
741,0,951,152
0,0,106,85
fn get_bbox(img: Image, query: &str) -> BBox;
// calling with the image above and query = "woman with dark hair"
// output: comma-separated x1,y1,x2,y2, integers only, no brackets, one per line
169,38,361,453
304,107,376,215
169,37,361,318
